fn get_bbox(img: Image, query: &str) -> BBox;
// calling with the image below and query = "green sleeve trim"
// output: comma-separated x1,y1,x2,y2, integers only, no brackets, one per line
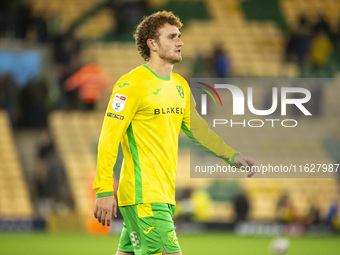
96,192,114,198
230,152,241,167
142,64,171,81
181,122,236,165
127,123,143,204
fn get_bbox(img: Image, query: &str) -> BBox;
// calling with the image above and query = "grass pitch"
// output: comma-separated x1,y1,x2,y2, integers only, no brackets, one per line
0,231,339,254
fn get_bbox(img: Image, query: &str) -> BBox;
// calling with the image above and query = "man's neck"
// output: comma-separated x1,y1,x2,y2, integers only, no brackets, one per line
146,58,174,78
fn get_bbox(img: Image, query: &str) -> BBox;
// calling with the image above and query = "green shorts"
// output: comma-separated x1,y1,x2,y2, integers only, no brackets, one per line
118,203,181,255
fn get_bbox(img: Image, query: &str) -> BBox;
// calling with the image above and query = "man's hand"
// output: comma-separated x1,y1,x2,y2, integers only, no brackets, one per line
233,155,258,177
94,195,117,227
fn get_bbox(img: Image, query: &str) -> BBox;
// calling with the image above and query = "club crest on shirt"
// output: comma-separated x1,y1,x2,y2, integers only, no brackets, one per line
176,85,184,98
168,230,179,246
112,93,127,112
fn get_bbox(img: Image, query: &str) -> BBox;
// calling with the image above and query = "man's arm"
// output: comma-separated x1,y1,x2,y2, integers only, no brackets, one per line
182,92,257,177
93,79,141,226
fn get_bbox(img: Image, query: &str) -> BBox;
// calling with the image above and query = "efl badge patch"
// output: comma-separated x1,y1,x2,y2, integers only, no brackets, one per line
112,93,127,112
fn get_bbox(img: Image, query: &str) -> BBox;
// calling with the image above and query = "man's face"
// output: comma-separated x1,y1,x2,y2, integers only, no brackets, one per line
154,23,183,63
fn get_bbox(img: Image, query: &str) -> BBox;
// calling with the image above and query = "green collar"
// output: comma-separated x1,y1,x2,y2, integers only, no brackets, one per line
143,64,171,81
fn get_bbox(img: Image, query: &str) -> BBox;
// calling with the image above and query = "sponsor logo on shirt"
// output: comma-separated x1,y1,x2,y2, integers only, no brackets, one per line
154,107,184,115
107,112,124,120
112,93,127,112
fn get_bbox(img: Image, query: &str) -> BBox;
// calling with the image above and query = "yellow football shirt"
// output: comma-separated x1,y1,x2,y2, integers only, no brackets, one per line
93,65,239,206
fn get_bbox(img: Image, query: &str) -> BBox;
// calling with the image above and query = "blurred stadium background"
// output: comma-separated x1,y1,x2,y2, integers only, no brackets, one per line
0,0,340,254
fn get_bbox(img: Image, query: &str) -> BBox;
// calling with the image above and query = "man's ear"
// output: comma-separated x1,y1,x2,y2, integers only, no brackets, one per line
147,39,157,52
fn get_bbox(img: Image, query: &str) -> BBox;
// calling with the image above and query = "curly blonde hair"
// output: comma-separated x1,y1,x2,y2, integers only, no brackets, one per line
134,11,183,62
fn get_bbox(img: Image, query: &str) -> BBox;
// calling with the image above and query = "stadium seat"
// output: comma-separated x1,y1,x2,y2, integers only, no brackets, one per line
0,111,34,219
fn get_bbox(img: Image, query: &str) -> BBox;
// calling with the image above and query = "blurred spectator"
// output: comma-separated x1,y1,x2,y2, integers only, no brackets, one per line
306,201,321,225
285,12,339,76
109,0,147,35
52,33,67,64
191,189,212,222
326,198,339,230
0,0,10,36
175,189,193,221
35,131,70,217
295,14,311,67
33,10,49,43
313,14,332,39
110,0,128,35
53,32,81,66
309,30,333,75
125,0,147,23
233,189,249,223
284,14,311,67
18,77,48,127
35,132,53,207
284,30,298,63
276,192,296,223
64,63,112,110
65,32,82,60
57,59,82,110
211,44,232,78
14,0,32,40
52,32,83,110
